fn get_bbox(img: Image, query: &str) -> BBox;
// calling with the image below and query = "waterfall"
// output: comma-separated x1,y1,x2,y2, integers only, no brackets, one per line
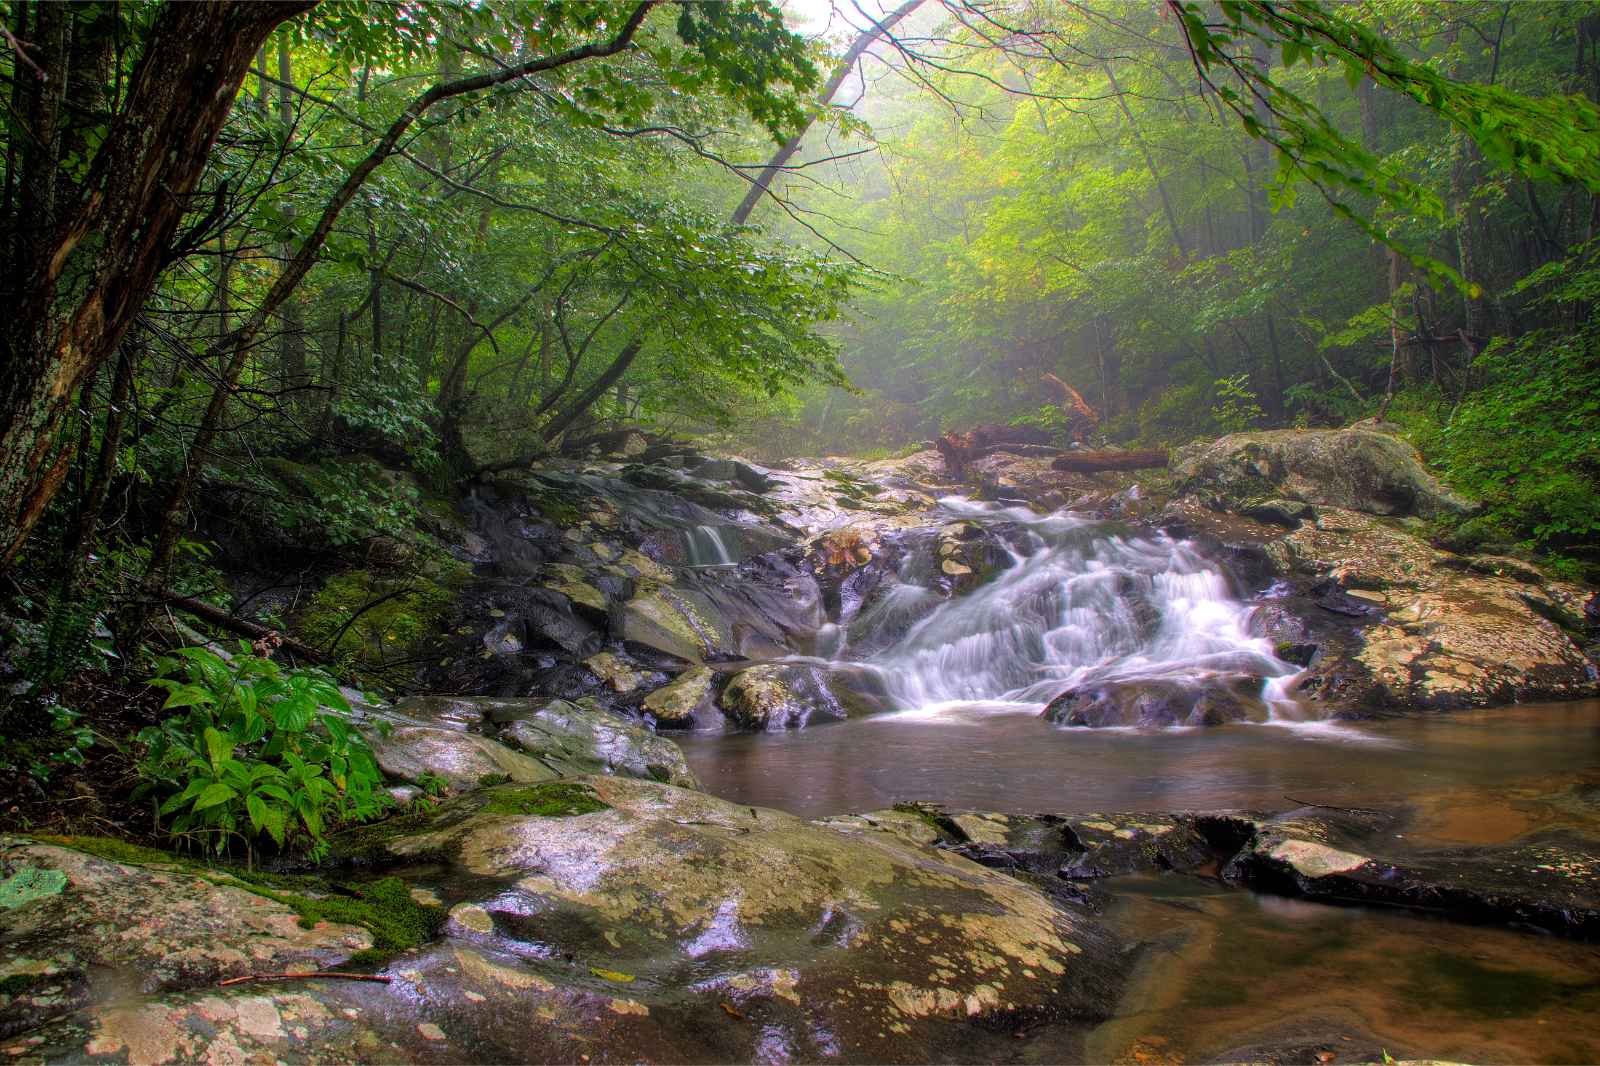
684,524,737,567
838,499,1305,726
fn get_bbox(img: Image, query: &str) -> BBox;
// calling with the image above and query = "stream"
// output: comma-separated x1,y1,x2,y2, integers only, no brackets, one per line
666,491,1600,1062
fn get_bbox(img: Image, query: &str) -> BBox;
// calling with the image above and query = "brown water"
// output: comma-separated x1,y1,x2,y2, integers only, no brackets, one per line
680,699,1600,1062
1092,874,1600,1064
678,699,1600,830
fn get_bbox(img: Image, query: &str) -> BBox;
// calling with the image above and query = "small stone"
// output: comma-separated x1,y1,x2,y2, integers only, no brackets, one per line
416,1023,447,1041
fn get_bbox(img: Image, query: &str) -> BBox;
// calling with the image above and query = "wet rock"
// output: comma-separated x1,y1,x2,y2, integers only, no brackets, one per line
1055,814,1218,879
367,726,558,793
1173,425,1473,518
0,839,370,1038
1042,679,1264,728
378,695,694,789
719,663,842,730
615,585,731,663
688,457,778,494
491,697,699,789
639,665,715,727
582,651,645,694
841,806,1221,887
932,521,1011,592
323,776,1125,1063
1222,809,1600,938
1278,508,1599,711
1240,497,1316,528
541,562,611,618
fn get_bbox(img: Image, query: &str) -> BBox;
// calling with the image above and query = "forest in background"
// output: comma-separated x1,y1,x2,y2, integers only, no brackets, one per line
743,0,1600,579
2,0,1599,829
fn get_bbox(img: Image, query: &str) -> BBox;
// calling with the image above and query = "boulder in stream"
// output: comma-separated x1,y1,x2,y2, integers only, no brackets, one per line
0,779,1130,1064
639,664,715,727
1220,807,1600,939
1042,678,1266,728
1172,424,1474,518
719,663,843,730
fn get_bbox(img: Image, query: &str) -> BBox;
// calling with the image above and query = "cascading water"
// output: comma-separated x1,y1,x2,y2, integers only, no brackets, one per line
684,524,738,567
830,498,1306,726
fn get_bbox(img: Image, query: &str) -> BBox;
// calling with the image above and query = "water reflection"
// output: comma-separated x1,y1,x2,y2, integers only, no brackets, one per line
679,699,1600,821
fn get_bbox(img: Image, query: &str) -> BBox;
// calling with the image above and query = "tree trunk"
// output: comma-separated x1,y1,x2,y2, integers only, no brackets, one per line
729,0,924,226
0,1,313,566
1050,450,1168,473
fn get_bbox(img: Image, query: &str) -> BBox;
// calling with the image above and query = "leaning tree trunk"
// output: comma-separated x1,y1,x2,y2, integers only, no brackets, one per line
729,0,924,226
540,2,926,445
0,1,313,565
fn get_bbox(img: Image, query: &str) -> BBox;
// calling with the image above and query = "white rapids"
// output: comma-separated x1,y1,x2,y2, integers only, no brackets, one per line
829,498,1310,726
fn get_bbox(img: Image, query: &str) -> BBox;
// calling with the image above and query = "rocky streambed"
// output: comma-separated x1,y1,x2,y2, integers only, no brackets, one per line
3,425,1600,1063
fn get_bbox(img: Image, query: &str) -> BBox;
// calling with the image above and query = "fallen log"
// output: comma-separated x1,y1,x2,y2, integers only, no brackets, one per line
1050,449,1168,473
936,423,1053,475
154,591,326,662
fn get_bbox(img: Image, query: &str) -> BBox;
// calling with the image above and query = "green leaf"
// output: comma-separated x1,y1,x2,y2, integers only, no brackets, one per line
192,783,238,812
203,727,231,771
246,792,269,834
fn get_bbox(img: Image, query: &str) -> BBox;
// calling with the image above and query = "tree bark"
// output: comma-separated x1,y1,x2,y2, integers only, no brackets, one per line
1050,450,1168,473
0,1,313,566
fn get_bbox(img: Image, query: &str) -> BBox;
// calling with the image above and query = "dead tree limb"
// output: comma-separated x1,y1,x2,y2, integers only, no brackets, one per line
1050,450,1168,473
219,972,392,988
154,592,325,662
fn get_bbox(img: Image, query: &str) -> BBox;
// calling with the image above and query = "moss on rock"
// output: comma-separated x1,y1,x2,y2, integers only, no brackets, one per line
476,782,609,818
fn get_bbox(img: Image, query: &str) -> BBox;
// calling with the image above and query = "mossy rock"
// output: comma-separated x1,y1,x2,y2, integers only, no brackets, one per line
615,586,729,663
298,569,454,667
1172,426,1474,519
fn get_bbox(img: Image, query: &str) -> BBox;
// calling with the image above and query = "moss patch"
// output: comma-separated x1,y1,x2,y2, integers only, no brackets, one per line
37,835,445,964
479,782,608,817
892,802,958,842
35,834,188,868
240,875,445,962
298,569,452,667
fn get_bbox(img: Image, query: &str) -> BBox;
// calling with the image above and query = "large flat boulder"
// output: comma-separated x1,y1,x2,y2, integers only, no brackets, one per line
10,779,1128,1064
0,839,371,1040
1268,508,1599,711
1221,808,1600,939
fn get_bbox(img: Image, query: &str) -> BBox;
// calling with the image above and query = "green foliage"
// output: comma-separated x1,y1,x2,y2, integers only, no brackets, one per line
135,645,389,859
1211,374,1266,434
1392,315,1600,574
1009,404,1070,444
1175,0,1600,291
1136,384,1217,446
253,459,426,551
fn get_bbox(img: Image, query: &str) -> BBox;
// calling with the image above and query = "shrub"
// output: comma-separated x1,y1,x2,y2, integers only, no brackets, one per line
135,645,389,860
1396,321,1600,576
